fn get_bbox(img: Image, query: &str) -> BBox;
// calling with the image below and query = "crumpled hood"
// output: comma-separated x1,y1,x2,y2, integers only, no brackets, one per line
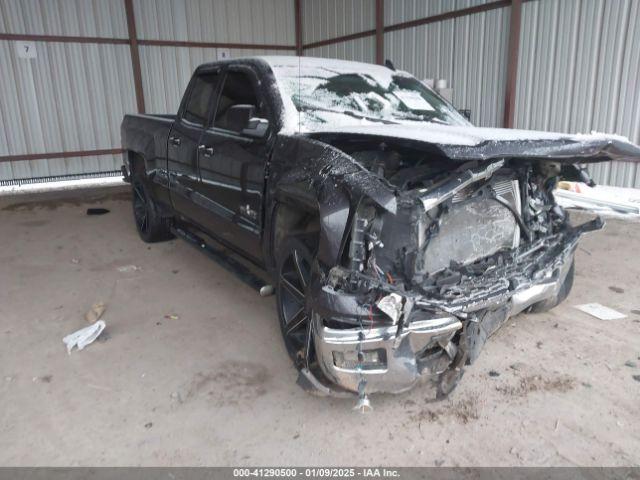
307,123,640,163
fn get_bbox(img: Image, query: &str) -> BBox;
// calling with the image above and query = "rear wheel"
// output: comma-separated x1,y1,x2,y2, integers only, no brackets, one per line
276,237,315,369
131,173,173,243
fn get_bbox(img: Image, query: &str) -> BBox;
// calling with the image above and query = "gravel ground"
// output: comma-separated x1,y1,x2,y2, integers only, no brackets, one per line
1,187,639,466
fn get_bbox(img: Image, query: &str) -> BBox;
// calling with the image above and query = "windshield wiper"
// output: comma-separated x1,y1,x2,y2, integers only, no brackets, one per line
298,105,399,125
391,112,448,125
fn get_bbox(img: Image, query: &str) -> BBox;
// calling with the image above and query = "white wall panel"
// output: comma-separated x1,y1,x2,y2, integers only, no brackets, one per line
0,0,128,37
134,0,295,45
0,40,136,181
305,36,375,63
302,0,375,44
0,0,297,183
516,0,640,187
308,5,510,128
384,0,491,26
140,46,294,114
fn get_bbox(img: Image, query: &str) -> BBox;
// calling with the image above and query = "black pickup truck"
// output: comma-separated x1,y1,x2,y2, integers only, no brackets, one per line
121,56,640,402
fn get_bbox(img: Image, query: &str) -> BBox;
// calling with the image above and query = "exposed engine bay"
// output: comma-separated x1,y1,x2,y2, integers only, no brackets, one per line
300,137,604,401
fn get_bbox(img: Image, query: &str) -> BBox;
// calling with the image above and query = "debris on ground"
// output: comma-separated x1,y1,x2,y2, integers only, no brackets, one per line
71,258,80,264
84,301,106,323
554,182,640,215
164,314,179,320
510,362,526,371
63,321,106,354
488,370,500,377
624,361,638,368
496,375,575,397
86,208,110,215
117,264,141,273
609,286,625,294
575,303,626,320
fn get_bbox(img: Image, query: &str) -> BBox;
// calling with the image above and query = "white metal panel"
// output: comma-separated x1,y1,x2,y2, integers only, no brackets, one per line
0,40,136,181
384,0,492,26
302,0,375,44
134,0,295,45
305,35,376,63
384,6,509,127
140,46,294,114
0,0,128,38
516,0,640,187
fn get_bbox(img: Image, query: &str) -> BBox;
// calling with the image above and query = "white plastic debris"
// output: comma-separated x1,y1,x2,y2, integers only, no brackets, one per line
63,321,106,354
575,303,626,320
117,264,141,273
376,293,403,324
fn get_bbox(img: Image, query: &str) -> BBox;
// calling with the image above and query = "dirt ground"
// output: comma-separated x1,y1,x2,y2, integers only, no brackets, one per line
0,186,639,467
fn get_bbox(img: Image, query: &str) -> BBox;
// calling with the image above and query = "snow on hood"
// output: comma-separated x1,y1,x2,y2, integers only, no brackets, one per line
305,124,640,163
260,56,640,162
309,123,574,146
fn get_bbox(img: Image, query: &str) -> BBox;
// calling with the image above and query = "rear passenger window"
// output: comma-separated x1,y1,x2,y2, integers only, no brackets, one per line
214,71,262,130
183,72,220,125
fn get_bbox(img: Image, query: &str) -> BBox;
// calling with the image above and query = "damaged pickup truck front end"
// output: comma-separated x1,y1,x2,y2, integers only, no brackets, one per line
261,57,640,402
292,131,632,400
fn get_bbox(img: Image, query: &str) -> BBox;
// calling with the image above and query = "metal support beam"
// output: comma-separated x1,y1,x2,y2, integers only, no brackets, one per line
0,148,124,163
295,0,303,56
124,0,146,114
376,0,384,65
503,0,522,128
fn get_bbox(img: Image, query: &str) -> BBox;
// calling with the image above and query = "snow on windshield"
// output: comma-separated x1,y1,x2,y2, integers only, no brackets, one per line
268,58,470,133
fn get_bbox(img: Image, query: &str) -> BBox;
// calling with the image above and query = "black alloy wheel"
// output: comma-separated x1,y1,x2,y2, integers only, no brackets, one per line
133,179,150,236
276,238,315,368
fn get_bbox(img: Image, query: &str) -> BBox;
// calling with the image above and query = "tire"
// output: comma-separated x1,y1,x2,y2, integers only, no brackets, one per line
131,173,173,243
528,261,575,313
275,237,315,368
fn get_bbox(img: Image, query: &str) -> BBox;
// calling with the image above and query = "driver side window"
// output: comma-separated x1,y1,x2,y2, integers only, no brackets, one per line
213,71,262,130
183,72,220,125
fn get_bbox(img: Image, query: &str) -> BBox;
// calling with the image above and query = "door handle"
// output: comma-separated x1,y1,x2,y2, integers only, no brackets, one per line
198,145,214,157
169,136,181,146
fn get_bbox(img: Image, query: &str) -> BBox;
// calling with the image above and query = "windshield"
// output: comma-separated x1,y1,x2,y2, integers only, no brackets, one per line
270,60,471,131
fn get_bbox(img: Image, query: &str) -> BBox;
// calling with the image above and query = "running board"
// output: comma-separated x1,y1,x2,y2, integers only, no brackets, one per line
171,226,267,292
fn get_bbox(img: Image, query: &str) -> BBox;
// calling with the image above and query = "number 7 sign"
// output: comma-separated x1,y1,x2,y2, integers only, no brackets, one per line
16,41,37,59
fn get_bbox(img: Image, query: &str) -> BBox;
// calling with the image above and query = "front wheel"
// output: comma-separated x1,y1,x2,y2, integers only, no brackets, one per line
275,237,315,369
131,176,173,243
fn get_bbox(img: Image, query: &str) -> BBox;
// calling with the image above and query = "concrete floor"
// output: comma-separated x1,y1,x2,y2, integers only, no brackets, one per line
1,186,639,467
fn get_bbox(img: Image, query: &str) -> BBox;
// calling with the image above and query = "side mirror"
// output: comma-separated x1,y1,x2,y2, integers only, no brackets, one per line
458,109,472,121
227,104,255,133
226,104,269,138
243,117,269,138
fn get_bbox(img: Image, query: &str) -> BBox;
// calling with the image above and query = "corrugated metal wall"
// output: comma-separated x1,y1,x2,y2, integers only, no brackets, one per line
302,0,375,63
515,0,640,187
384,0,492,24
2,0,639,186
301,0,509,127
302,0,640,187
0,0,295,183
302,0,375,44
136,0,295,114
0,0,132,182
385,3,510,128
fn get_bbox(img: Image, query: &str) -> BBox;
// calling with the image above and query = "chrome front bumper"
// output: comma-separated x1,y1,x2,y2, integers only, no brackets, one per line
313,314,462,394
312,252,574,395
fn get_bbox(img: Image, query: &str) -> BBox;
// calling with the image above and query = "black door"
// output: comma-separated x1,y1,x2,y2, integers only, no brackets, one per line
196,68,271,262
167,69,221,223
